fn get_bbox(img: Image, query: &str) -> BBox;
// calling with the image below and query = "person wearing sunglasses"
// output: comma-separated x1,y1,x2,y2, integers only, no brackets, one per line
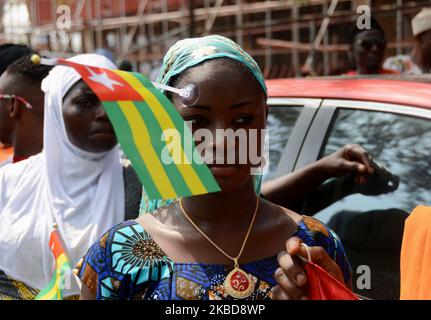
0,55,52,164
345,17,398,76
0,44,35,166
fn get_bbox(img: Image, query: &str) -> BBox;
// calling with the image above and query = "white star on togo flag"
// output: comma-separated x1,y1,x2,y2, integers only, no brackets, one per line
86,66,123,91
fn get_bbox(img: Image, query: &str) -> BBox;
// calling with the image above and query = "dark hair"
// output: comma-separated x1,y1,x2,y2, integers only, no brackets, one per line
5,55,53,84
0,44,34,75
119,59,133,72
348,17,385,45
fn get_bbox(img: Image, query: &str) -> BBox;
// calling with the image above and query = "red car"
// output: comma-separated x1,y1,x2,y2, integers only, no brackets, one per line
264,77,431,300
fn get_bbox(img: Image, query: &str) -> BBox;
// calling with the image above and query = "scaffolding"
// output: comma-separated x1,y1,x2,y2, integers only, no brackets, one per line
2,0,431,77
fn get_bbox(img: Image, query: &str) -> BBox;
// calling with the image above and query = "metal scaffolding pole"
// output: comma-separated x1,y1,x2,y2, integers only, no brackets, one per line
264,0,272,75
303,0,339,73
180,0,189,38
291,4,300,77
162,0,169,47
73,0,86,21
203,0,224,36
28,0,37,46
50,0,57,51
189,0,196,37
123,0,149,57
396,0,403,55
236,0,244,47
148,0,155,51
323,1,330,75
73,0,86,53
95,0,103,49
120,0,127,55
84,0,95,52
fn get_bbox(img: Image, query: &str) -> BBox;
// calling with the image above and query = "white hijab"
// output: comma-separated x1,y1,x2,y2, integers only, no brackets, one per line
0,54,124,296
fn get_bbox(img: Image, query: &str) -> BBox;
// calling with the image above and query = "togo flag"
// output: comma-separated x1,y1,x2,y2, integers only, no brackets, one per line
35,229,72,300
57,59,220,200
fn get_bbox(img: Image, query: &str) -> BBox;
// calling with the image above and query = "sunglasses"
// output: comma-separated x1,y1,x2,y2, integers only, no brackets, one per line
0,94,33,109
356,39,386,51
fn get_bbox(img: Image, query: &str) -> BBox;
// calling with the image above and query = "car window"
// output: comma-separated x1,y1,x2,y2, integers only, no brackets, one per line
312,107,431,300
315,108,431,222
263,106,303,182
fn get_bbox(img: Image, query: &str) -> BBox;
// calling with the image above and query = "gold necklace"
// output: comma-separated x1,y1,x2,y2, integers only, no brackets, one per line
179,197,260,299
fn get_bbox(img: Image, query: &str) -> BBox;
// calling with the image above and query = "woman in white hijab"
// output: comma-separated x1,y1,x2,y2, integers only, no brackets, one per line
0,54,125,299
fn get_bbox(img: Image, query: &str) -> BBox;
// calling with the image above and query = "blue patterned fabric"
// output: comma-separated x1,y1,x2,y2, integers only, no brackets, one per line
78,215,352,300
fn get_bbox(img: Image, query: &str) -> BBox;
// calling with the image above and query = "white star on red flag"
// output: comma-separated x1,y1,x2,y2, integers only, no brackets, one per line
86,66,123,91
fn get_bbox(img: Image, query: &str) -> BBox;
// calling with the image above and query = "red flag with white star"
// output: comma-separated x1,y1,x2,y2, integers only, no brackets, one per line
58,59,142,101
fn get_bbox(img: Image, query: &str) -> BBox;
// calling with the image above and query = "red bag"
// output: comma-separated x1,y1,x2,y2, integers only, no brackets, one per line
301,244,359,300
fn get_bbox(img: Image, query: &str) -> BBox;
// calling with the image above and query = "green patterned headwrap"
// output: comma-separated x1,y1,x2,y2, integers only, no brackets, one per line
140,35,265,214
157,35,267,96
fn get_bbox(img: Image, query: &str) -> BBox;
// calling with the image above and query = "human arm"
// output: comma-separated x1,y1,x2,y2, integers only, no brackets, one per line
261,144,374,210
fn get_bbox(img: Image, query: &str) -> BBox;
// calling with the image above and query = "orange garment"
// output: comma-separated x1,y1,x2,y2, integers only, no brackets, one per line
400,205,431,300
0,146,13,163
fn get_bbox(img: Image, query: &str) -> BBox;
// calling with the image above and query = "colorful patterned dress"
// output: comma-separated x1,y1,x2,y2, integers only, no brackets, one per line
77,214,352,300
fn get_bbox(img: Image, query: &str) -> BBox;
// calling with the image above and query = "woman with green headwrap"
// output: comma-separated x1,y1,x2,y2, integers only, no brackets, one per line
77,35,354,300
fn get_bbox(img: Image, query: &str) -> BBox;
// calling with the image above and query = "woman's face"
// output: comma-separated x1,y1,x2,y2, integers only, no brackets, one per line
171,59,267,193
62,80,117,153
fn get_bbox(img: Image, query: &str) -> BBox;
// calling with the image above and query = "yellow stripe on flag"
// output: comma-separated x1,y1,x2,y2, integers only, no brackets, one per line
36,275,61,300
114,71,208,195
118,101,177,199
37,285,61,300
37,254,69,300
57,253,68,268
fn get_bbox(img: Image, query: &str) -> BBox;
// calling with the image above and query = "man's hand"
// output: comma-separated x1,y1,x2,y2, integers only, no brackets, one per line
317,143,374,184
272,237,345,300
260,143,379,211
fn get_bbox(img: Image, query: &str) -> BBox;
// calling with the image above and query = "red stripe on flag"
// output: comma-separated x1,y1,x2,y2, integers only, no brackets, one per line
49,230,67,260
58,59,143,101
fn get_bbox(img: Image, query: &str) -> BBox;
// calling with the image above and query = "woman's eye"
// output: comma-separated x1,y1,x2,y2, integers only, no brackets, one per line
78,101,94,107
233,115,254,126
74,96,99,108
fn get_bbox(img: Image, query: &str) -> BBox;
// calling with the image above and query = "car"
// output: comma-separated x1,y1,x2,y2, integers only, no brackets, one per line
263,77,431,300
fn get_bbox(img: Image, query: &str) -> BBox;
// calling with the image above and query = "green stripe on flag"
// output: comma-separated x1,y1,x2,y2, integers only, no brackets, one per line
129,100,193,197
35,269,62,300
103,101,163,200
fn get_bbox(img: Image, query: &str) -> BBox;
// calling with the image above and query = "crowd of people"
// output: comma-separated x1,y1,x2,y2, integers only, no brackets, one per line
0,8,429,300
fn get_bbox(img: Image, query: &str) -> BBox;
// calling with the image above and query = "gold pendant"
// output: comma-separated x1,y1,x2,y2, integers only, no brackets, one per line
224,266,255,299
